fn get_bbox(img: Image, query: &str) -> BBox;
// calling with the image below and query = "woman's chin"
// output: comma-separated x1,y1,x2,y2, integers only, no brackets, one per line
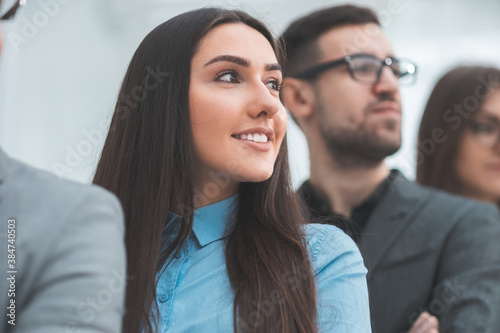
237,167,274,183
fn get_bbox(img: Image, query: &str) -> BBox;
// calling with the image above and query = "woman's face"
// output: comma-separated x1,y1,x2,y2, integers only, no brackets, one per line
455,88,500,203
189,23,287,200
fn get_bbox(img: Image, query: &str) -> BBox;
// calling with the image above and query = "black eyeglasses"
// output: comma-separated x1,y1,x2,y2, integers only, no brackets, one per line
1,0,25,21
292,53,418,85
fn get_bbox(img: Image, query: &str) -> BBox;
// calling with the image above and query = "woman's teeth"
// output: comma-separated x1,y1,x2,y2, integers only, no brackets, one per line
233,133,269,143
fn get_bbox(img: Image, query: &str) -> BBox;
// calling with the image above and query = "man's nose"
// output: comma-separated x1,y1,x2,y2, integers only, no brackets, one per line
373,66,400,96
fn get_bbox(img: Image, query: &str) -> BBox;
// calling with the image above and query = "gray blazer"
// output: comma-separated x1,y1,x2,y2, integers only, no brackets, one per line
361,173,500,333
0,149,126,333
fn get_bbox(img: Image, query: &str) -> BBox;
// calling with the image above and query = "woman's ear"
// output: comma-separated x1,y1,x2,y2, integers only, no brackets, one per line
281,78,315,122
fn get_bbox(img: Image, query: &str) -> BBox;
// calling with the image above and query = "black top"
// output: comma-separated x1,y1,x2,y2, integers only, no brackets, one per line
297,169,401,243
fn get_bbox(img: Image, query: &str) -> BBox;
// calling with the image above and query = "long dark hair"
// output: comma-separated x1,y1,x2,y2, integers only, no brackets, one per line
416,65,500,197
93,8,317,333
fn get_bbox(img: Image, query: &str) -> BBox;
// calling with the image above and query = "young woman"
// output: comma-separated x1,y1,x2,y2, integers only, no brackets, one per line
94,8,370,333
417,66,500,208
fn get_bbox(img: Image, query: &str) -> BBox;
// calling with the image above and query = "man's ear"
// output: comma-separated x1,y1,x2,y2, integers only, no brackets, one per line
281,78,315,121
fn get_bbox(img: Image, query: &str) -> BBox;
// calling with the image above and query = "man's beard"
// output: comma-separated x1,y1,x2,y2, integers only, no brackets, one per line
317,106,401,169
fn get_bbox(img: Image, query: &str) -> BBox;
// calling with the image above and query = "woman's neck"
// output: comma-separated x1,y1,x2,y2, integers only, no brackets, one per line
193,176,239,209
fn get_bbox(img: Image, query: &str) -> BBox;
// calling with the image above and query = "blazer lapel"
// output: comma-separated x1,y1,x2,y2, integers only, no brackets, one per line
359,174,429,281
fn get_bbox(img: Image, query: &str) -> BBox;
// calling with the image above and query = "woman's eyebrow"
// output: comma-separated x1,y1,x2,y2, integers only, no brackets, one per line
266,63,282,72
205,55,250,67
204,54,282,72
476,109,500,123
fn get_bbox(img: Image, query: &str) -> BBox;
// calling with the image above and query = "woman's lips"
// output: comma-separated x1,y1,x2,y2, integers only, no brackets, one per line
232,136,272,152
232,127,274,140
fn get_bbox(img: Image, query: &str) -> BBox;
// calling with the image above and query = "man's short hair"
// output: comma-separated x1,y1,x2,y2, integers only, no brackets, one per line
279,5,380,78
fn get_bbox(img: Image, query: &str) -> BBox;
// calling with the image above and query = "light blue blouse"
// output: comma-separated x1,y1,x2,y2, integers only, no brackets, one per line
155,195,371,332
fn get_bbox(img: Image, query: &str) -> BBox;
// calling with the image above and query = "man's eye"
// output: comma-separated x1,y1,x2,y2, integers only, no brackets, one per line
355,63,378,73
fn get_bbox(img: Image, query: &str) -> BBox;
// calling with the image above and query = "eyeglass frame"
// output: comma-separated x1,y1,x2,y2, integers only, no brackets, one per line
1,0,25,21
291,53,418,84
468,116,500,148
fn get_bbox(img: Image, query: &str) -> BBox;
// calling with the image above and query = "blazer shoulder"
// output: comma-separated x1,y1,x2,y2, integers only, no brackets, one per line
391,177,499,223
4,155,121,212
1,156,124,243
406,181,499,220
0,155,126,332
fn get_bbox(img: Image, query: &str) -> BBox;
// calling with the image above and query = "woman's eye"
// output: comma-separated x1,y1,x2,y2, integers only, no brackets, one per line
266,80,282,91
471,122,495,133
216,72,239,83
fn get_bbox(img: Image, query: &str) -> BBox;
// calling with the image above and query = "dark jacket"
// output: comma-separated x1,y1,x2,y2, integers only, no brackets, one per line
299,171,500,333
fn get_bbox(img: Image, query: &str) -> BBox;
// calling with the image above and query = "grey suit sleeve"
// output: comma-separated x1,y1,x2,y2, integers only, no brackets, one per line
432,204,500,333
14,188,126,333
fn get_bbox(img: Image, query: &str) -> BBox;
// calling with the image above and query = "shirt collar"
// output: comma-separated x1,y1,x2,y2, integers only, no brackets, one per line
297,169,402,241
352,169,401,212
192,194,238,247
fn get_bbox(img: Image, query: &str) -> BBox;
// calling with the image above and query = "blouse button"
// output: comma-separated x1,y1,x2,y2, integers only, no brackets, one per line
159,294,169,303
175,251,184,259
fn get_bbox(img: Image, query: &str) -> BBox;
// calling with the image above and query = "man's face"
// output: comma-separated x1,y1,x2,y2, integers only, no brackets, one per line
311,23,402,167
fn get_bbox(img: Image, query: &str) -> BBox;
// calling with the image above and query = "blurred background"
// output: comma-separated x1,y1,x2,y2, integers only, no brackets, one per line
1,0,499,188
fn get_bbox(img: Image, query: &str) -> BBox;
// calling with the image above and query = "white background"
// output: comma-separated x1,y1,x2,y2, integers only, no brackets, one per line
1,0,499,188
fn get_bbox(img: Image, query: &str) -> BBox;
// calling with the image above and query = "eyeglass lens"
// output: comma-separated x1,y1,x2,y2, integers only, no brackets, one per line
349,56,415,84
470,120,500,147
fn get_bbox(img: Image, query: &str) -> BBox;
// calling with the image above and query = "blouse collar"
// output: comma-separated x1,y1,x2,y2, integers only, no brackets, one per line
192,194,238,247
165,194,238,248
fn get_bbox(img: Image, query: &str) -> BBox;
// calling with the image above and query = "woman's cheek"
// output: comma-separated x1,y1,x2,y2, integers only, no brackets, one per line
276,109,288,143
